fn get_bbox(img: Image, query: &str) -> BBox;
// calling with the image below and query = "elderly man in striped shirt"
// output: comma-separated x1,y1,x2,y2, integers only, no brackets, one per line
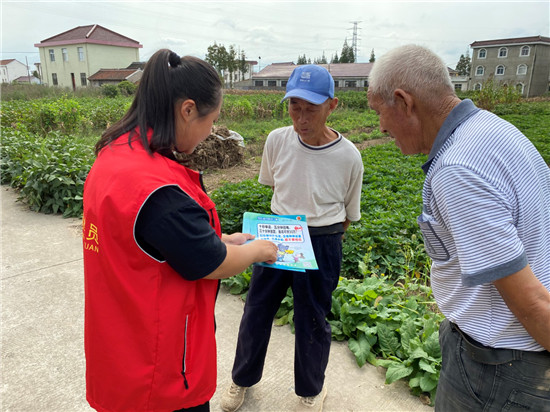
368,44,550,411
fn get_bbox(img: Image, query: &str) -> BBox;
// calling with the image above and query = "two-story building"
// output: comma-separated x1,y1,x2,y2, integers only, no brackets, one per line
448,68,469,92
469,35,550,97
34,24,142,89
0,59,29,83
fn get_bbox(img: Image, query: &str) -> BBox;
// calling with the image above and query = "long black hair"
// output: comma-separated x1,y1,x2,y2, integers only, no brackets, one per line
95,49,222,156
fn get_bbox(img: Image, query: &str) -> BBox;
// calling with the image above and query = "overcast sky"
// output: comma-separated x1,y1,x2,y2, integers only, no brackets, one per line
1,0,549,72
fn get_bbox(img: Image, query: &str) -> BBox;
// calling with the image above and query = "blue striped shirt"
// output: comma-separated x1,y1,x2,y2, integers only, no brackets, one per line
418,99,550,351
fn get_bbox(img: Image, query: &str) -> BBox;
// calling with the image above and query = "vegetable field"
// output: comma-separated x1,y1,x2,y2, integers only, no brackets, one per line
1,88,548,403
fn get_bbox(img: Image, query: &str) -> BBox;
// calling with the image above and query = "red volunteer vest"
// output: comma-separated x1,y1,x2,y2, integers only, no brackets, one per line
83,132,221,412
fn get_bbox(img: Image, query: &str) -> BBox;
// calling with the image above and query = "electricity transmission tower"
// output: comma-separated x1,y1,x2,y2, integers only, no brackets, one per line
349,21,362,62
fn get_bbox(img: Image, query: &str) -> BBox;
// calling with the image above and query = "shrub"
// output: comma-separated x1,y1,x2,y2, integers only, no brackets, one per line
101,84,119,98
475,76,521,111
37,97,83,135
220,97,254,120
117,80,137,96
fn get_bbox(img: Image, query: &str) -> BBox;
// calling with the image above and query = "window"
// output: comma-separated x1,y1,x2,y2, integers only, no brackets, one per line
496,65,505,75
454,84,462,91
267,80,276,87
62,48,68,61
281,80,287,87
345,80,357,87
474,83,482,91
517,64,527,75
334,80,339,87
254,80,264,87
478,49,486,59
52,73,58,86
520,46,530,57
80,73,87,86
516,83,524,94
78,47,85,61
475,66,484,76
49,49,55,62
498,47,507,58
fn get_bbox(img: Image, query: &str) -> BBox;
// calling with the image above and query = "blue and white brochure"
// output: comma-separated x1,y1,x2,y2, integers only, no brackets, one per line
242,212,318,272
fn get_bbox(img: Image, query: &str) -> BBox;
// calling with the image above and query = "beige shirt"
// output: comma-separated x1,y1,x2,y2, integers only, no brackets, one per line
259,126,364,227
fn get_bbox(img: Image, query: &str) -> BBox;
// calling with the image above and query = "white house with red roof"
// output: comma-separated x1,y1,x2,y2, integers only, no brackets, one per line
0,59,29,83
34,24,142,89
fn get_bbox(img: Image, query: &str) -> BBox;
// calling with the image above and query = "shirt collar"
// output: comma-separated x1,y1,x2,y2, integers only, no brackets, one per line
421,99,480,174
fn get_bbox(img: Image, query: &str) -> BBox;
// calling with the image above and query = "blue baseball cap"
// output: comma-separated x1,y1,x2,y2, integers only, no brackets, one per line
282,64,335,105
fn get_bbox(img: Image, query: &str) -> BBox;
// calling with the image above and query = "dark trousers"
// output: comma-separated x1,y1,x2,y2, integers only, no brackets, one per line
231,233,342,397
436,319,550,411
173,401,209,412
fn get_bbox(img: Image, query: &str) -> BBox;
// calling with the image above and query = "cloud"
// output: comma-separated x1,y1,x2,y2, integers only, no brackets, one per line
2,1,548,69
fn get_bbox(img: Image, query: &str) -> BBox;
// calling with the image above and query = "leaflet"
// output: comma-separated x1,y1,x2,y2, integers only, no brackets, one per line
242,212,318,272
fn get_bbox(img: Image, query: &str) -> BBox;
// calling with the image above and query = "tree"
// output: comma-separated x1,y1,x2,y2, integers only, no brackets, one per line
369,49,376,63
339,39,355,63
331,52,339,64
205,42,248,88
455,50,471,76
237,51,248,82
205,42,228,75
314,52,328,64
226,45,238,88
297,54,308,65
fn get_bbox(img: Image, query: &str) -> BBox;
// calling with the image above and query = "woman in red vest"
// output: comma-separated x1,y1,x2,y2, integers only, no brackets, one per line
82,49,277,412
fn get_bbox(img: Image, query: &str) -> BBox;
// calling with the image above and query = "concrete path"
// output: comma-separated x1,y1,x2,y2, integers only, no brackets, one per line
1,186,433,412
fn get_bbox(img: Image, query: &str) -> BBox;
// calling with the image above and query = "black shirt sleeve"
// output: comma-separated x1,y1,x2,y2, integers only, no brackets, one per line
134,185,227,281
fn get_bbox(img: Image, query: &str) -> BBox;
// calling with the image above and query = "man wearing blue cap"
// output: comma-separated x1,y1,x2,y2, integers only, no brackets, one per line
221,65,364,412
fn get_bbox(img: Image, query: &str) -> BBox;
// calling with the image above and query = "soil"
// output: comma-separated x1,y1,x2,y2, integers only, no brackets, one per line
194,131,393,193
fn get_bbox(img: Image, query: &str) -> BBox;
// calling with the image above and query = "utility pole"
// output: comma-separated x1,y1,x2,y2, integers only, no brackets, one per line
349,21,362,62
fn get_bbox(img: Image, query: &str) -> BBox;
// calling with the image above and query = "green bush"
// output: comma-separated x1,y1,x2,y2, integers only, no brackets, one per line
117,80,137,96
0,127,94,217
101,84,119,98
474,76,522,111
220,96,254,120
37,97,83,135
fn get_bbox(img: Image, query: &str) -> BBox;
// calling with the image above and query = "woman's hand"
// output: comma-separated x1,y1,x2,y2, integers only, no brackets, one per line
205,237,277,279
249,239,278,264
222,232,255,246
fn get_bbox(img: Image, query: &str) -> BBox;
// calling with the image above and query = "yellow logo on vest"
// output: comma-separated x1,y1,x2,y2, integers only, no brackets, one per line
84,219,99,253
